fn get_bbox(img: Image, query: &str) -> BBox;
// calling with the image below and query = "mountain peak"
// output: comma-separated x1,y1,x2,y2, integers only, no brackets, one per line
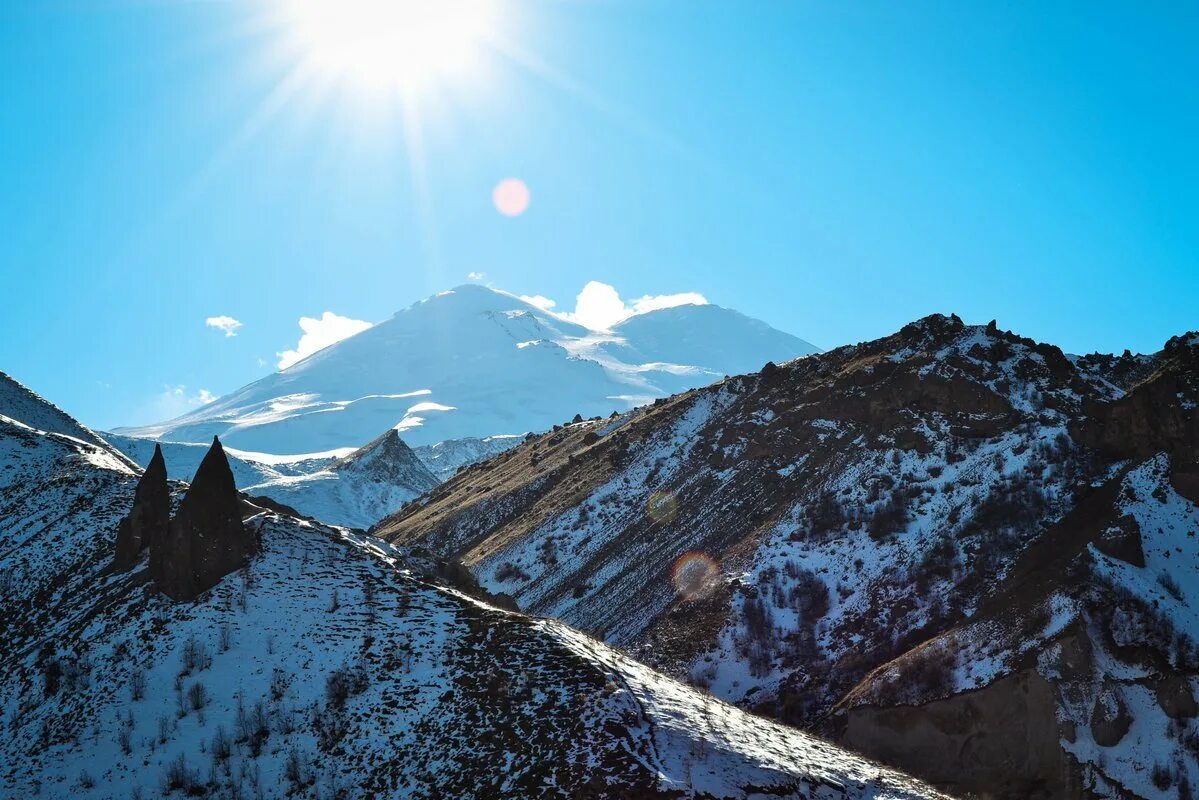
118,285,819,452
333,427,439,488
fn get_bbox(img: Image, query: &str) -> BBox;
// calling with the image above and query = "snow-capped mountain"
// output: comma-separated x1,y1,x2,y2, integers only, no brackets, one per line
241,429,440,528
410,434,524,481
116,284,817,454
378,316,1199,799
0,373,944,799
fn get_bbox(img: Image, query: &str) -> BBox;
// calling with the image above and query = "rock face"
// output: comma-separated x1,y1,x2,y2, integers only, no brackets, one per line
151,437,256,601
241,428,440,529
837,669,1081,800
1089,680,1132,747
1075,332,1199,467
1154,675,1198,720
112,444,169,569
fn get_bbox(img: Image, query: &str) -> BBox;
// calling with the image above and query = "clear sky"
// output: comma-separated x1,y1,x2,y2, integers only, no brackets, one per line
2,1,1197,430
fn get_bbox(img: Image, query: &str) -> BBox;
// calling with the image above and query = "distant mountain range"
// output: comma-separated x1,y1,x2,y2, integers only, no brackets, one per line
115,284,818,454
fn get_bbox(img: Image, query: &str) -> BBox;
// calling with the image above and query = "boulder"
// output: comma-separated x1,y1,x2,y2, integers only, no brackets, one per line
1154,675,1198,720
1090,681,1132,747
113,444,169,569
1092,515,1145,567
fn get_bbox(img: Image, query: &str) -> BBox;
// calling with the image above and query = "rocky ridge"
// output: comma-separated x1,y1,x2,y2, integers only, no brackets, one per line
378,315,1199,799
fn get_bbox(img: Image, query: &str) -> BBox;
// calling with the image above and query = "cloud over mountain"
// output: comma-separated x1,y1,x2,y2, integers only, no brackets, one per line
277,311,373,370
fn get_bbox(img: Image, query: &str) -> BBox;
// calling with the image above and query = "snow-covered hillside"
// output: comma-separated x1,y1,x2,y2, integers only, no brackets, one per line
411,434,524,481
116,285,817,454
2,370,135,467
242,430,440,528
102,432,346,487
0,376,945,800
379,315,1199,799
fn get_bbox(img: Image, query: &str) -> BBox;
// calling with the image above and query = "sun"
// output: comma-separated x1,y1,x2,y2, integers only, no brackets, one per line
278,0,498,91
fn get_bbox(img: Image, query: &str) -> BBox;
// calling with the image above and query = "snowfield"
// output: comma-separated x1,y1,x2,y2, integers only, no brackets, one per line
114,284,817,454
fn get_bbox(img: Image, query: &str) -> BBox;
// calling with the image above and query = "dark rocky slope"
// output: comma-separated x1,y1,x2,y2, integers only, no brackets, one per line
379,316,1199,798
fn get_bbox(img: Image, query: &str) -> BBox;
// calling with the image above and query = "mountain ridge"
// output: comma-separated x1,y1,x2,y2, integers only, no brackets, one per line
377,313,1199,798
115,285,818,454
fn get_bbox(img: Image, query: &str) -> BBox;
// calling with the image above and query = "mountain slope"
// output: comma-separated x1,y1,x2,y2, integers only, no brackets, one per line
242,429,440,528
0,377,945,800
599,303,818,379
102,432,345,487
2,369,135,467
116,285,817,454
377,315,1199,798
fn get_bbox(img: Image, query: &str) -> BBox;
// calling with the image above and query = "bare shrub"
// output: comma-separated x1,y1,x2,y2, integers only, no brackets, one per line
163,753,201,794
179,635,211,676
187,681,208,712
130,668,146,702
157,714,173,744
868,493,908,539
284,747,313,790
235,697,269,757
1152,762,1174,791
211,725,231,763
496,562,529,583
1159,572,1184,602
269,668,289,702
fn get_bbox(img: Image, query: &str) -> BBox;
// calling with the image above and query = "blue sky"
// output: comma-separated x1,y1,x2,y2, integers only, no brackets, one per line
2,1,1197,429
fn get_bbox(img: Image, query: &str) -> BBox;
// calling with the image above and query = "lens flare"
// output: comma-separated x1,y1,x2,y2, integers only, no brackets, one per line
492,178,530,216
647,491,679,525
278,0,498,91
671,551,720,601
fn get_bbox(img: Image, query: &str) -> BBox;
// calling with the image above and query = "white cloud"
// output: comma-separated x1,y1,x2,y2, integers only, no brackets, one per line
277,311,373,370
555,281,708,331
205,315,243,337
519,294,557,311
196,389,216,404
629,291,708,315
467,271,485,281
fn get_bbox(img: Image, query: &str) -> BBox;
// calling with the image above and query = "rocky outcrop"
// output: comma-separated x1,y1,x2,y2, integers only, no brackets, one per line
1091,515,1144,567
1075,333,1199,467
1154,675,1198,720
151,437,256,601
835,669,1081,800
331,428,439,491
113,444,169,569
1090,680,1132,747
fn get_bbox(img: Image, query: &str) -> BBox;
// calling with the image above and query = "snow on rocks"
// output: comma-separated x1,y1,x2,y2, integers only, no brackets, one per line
0,384,946,800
